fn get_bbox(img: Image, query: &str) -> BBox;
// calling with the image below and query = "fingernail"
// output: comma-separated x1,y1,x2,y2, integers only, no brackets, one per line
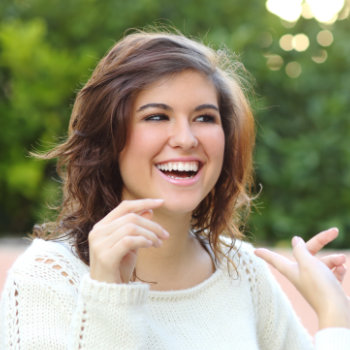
141,209,152,214
292,236,303,247
139,209,153,217
162,229,170,238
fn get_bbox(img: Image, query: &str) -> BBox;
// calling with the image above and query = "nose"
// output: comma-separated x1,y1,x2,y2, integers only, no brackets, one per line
168,119,198,150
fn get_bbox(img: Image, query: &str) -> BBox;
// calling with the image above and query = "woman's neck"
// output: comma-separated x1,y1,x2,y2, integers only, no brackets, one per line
137,209,193,267
135,209,215,290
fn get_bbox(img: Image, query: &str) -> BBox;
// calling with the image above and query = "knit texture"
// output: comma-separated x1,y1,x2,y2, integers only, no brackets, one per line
1,238,349,349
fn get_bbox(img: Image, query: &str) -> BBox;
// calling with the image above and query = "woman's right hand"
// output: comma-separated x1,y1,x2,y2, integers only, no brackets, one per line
88,199,169,284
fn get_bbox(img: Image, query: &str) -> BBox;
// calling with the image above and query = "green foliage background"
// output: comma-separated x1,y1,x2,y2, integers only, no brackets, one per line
1,0,349,247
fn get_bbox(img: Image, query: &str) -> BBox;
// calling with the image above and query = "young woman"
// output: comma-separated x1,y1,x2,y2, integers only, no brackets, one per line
1,31,349,349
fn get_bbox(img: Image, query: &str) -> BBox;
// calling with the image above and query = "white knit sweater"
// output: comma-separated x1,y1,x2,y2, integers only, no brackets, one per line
1,239,349,349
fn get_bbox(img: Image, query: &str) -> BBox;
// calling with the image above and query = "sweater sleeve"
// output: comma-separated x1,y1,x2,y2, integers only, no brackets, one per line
0,240,150,350
246,245,350,350
70,274,149,349
314,328,350,349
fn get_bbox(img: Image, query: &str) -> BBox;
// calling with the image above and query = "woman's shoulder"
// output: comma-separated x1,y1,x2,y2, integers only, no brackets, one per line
219,237,270,277
8,238,89,286
220,236,257,261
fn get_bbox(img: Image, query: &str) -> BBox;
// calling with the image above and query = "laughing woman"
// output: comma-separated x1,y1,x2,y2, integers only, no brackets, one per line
1,31,349,349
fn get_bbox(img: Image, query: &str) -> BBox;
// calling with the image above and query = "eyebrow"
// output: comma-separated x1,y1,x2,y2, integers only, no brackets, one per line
136,103,219,113
194,104,219,112
136,103,172,112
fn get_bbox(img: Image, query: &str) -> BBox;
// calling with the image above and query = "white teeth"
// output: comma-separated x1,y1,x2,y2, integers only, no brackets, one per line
156,161,199,172
168,175,193,179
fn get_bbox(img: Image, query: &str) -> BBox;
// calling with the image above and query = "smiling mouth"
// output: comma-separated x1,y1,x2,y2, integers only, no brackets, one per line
156,161,201,179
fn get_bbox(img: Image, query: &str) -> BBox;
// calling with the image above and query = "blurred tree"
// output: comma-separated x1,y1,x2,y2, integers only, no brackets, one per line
0,15,96,233
252,14,350,247
0,0,349,247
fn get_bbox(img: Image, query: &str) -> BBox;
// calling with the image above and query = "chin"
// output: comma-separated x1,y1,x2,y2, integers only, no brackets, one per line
160,198,202,215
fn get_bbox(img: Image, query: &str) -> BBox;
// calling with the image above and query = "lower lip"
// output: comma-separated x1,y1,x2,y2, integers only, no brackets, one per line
155,167,202,186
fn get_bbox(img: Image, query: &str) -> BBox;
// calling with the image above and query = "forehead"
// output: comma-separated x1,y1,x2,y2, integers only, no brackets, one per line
133,70,219,109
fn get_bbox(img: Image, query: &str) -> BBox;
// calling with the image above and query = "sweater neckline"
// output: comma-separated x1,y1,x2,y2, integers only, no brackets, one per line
34,238,227,301
148,266,224,301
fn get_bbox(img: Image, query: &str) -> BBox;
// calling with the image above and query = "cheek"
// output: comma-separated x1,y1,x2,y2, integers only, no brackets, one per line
131,127,166,156
205,128,225,161
119,127,165,168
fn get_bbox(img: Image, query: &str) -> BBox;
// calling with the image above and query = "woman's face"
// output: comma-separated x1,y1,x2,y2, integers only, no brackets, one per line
119,70,225,215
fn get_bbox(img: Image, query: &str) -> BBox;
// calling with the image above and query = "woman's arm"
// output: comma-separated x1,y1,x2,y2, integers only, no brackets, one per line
0,240,151,349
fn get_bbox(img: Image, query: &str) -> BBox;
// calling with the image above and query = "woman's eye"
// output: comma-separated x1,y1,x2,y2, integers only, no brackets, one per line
195,114,218,123
144,114,169,121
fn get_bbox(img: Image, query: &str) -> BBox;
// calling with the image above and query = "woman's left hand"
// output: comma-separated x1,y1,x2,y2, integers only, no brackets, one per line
255,228,350,329
304,228,347,283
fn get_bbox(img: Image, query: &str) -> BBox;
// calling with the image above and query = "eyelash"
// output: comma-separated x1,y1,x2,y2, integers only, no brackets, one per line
194,114,217,123
144,114,169,122
144,114,218,123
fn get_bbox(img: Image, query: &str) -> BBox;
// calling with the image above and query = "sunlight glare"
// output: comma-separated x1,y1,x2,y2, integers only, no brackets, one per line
266,0,346,23
266,0,302,22
338,5,350,20
301,2,313,19
306,0,345,23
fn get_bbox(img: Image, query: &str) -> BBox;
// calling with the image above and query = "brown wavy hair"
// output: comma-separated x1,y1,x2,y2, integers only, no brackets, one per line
34,30,255,266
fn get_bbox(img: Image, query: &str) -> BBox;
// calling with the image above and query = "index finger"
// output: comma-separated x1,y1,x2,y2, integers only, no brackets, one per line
255,248,296,282
99,199,164,225
305,228,339,256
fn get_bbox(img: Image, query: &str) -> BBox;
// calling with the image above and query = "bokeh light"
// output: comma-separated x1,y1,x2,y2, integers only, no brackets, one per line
265,54,284,70
311,49,328,63
285,61,302,78
260,32,274,48
279,34,294,51
279,33,310,52
316,30,334,47
292,33,310,51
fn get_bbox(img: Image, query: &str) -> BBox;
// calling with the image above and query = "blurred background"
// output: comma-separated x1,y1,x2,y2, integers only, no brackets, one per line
0,0,350,248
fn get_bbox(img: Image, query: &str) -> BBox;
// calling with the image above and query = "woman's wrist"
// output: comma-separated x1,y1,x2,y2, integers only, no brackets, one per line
318,300,350,329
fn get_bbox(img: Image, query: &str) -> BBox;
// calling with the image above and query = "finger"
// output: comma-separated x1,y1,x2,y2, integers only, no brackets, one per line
107,213,169,239
321,254,346,270
305,228,339,255
293,236,348,284
99,199,164,225
291,236,314,266
100,223,165,249
254,248,296,281
138,209,153,220
333,264,347,283
113,235,154,262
